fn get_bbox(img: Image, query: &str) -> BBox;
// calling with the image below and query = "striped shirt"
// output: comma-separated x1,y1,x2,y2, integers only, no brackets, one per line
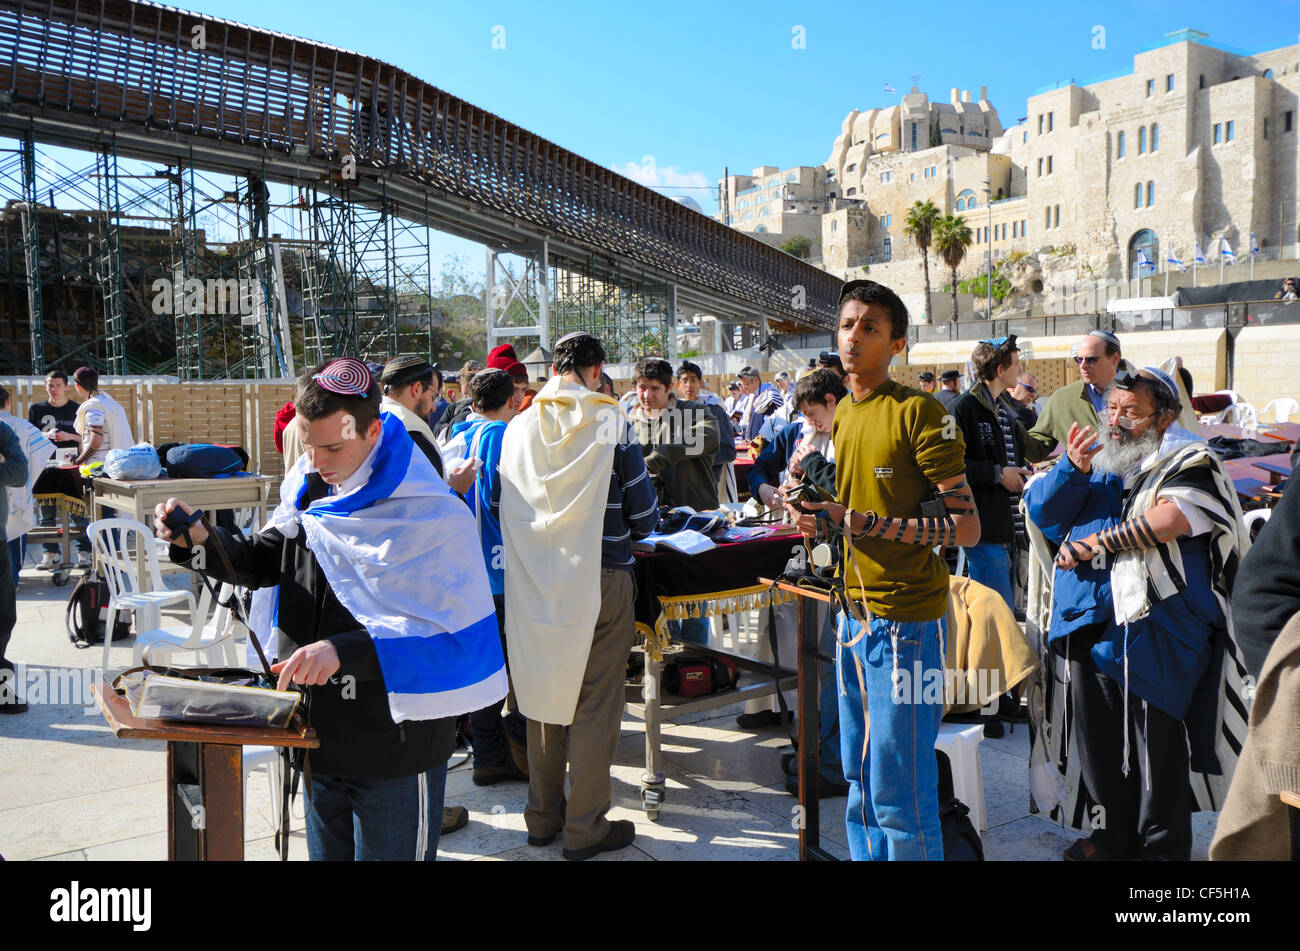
603,418,661,569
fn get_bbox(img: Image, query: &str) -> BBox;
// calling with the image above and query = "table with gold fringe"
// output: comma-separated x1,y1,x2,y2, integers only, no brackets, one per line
626,530,804,820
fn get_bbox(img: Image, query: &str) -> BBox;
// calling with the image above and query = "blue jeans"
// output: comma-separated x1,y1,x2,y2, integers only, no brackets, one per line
837,612,945,861
668,617,710,646
963,542,1013,610
7,537,22,586
305,761,448,860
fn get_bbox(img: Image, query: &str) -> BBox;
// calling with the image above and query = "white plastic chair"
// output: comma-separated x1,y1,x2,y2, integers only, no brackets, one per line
134,581,241,668
1229,402,1259,430
1262,398,1299,423
88,518,198,671
1243,508,1271,540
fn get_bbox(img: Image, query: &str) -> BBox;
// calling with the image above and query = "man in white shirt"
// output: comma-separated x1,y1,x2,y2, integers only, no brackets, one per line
0,387,54,588
72,367,133,466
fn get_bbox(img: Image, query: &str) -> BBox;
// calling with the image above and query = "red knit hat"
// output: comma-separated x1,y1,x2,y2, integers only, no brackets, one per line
486,344,519,371
501,359,528,382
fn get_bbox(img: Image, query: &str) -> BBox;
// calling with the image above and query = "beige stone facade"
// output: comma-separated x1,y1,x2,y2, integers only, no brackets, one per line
717,30,1300,322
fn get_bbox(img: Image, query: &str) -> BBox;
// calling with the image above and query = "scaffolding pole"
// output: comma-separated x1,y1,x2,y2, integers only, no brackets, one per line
95,141,126,374
19,132,44,373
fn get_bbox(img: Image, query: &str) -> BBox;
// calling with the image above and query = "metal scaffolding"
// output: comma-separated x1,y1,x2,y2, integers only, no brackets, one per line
550,263,676,364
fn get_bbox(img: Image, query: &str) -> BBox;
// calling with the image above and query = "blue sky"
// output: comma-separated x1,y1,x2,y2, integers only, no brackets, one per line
31,0,1295,278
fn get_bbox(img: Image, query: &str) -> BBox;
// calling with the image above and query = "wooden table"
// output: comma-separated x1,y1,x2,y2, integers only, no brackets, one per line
1202,422,1298,444
92,475,275,590
93,683,316,861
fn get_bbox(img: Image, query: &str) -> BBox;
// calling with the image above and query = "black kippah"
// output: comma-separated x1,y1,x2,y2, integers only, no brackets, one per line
381,355,433,387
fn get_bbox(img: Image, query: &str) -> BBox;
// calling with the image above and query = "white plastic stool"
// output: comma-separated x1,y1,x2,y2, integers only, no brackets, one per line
936,722,986,832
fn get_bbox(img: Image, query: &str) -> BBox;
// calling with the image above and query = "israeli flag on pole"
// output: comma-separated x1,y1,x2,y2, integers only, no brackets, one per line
1136,248,1154,271
268,413,507,722
1194,242,1207,265
1250,232,1259,256
1220,236,1235,262
884,83,896,94
1167,250,1186,272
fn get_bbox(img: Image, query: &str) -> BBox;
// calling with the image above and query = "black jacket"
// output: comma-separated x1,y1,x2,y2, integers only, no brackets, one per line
170,473,455,778
1231,474,1300,678
949,383,1047,545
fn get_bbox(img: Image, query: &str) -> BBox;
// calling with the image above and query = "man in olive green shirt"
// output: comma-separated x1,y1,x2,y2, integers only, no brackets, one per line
791,280,981,861
1028,330,1123,453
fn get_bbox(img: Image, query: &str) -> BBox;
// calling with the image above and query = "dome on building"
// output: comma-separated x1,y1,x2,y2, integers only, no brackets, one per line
669,195,704,214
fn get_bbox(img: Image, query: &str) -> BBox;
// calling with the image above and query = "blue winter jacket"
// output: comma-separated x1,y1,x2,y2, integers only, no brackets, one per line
449,417,507,596
1025,454,1223,719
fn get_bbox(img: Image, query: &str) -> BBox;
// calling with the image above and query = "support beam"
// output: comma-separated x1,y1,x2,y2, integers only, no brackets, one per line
19,133,44,373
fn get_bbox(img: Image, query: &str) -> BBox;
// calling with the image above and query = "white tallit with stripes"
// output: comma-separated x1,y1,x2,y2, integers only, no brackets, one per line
1113,423,1251,809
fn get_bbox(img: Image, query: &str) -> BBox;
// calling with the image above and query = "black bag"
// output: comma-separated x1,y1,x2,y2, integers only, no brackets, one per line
155,443,250,478
936,749,984,861
66,571,132,647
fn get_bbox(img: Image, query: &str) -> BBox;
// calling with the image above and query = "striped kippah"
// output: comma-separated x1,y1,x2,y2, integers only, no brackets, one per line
314,358,373,396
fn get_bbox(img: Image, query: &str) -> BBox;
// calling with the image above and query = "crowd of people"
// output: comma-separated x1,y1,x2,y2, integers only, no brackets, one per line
1,274,1296,863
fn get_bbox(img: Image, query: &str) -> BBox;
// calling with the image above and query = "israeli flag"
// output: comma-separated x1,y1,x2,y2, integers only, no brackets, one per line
268,413,507,722
1167,250,1186,272
884,83,896,94
1136,248,1154,270
1250,232,1260,256
1194,242,1207,265
1220,237,1235,262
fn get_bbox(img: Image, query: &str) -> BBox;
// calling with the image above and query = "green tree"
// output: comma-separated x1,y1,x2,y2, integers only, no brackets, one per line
932,215,973,323
779,234,812,259
904,199,941,322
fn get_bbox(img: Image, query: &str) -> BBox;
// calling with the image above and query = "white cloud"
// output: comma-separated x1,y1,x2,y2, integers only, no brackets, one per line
612,155,712,196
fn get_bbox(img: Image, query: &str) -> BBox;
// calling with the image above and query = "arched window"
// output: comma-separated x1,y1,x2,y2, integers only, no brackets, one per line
1117,131,1125,157
846,163,857,172
741,212,753,222
846,187,857,196
785,173,797,183
956,197,965,211
1264,69,1274,79
1150,123,1158,151
996,187,1004,199
1138,127,1146,153
737,199,748,209
759,207,771,216
754,224,768,233
1146,181,1155,206
876,132,890,141
956,188,976,211
1128,229,1159,279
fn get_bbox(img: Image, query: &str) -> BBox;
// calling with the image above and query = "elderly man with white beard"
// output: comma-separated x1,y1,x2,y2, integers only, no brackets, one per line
1023,366,1249,862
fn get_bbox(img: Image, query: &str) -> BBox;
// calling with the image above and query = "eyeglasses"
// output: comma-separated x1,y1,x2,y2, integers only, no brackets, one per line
1106,405,1156,430
1019,383,1038,395
1073,355,1101,366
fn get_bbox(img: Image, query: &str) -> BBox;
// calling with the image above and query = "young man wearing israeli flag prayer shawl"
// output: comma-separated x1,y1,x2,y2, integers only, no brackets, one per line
155,358,507,861
1023,364,1249,861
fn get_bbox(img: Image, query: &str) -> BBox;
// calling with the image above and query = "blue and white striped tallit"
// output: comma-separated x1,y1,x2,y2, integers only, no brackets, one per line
268,412,507,722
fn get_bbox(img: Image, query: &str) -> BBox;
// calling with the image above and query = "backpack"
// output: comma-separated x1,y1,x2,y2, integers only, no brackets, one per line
66,570,132,647
936,749,984,861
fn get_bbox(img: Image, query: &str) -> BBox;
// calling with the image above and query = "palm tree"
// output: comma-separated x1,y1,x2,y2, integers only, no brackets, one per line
904,200,941,322
932,214,973,323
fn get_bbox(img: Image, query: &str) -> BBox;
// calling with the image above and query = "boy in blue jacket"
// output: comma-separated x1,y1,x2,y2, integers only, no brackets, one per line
451,368,530,785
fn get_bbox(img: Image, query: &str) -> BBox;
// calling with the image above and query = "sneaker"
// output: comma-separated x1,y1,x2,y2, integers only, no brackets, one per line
37,552,60,571
472,761,528,786
735,710,791,730
562,819,635,861
784,773,849,799
441,805,469,836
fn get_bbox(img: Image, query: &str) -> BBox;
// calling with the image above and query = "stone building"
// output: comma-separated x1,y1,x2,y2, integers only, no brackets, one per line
716,29,1300,321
